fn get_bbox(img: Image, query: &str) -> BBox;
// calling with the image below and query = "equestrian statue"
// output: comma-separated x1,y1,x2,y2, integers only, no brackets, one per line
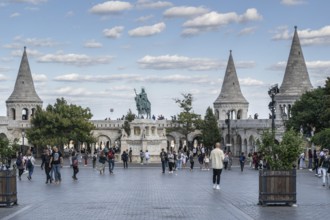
134,88,151,119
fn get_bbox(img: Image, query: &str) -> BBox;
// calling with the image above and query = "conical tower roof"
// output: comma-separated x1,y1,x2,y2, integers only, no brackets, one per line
278,26,313,96
6,47,42,103
214,50,248,104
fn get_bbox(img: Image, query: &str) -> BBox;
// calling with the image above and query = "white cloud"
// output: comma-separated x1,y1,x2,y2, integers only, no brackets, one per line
32,74,47,82
90,1,132,14
163,6,209,18
84,40,103,48
137,0,173,9
38,53,114,66
12,0,47,4
138,55,222,71
272,26,330,46
238,26,257,35
103,26,125,38
268,60,330,72
0,74,7,81
135,15,154,22
239,77,264,86
24,37,59,47
54,73,140,82
129,22,165,37
280,0,306,5
3,43,22,49
10,12,20,18
11,48,42,57
182,8,262,36
65,11,74,17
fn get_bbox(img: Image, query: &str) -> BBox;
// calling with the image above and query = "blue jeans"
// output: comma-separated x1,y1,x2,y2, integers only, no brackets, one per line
28,165,34,178
109,159,115,173
161,161,166,173
176,159,182,169
53,164,62,182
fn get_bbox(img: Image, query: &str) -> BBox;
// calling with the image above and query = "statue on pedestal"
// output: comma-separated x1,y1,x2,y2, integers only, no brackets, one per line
134,88,151,119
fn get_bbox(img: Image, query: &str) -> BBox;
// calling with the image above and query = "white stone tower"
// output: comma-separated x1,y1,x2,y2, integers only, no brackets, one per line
6,47,43,121
213,50,249,120
275,26,313,120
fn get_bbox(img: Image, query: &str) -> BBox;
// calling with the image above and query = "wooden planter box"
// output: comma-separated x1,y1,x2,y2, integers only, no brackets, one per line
0,169,17,207
258,169,296,206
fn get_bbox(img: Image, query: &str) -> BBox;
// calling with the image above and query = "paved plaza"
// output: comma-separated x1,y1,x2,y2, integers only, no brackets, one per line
0,161,329,220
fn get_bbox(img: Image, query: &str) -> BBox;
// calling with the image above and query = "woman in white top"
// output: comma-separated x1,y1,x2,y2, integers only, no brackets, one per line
145,150,150,164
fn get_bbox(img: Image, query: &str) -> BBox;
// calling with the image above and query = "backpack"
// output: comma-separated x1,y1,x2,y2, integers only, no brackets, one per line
26,157,33,169
16,157,22,167
178,153,182,160
73,157,78,167
108,151,114,159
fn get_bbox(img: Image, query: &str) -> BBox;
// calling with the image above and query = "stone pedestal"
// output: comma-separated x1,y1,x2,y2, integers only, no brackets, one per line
120,119,167,162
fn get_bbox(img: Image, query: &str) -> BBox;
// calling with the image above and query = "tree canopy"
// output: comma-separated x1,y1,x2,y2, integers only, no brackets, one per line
26,98,96,148
171,93,202,145
286,77,330,149
122,109,136,136
201,107,221,149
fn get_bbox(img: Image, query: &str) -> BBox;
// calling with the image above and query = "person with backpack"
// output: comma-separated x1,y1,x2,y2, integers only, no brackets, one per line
41,149,52,184
107,147,115,174
72,151,79,180
16,152,25,181
167,151,174,174
121,150,128,169
319,149,329,187
98,150,107,175
189,154,195,171
26,151,35,181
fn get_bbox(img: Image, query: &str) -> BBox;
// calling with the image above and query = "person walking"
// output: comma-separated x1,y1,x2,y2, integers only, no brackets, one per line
210,142,225,190
41,149,52,184
223,153,229,170
204,154,210,170
98,150,107,175
167,151,174,174
176,151,182,170
319,149,329,187
107,148,115,174
129,148,132,163
239,152,246,172
26,151,35,181
72,151,79,180
140,150,145,165
145,150,150,164
189,153,194,171
312,149,319,176
92,153,97,169
160,148,167,174
49,146,63,184
308,149,313,169
121,150,128,169
16,152,25,181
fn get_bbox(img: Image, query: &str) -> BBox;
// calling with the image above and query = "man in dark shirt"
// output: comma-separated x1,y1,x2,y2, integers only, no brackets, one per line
49,146,63,184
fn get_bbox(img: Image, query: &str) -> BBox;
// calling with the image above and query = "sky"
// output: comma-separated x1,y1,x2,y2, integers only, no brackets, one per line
0,0,329,120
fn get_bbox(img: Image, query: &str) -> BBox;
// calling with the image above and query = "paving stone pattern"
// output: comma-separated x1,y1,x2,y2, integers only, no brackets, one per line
0,162,329,220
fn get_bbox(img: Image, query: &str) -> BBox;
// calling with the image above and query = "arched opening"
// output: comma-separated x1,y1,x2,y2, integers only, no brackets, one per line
243,139,248,155
11,108,16,120
249,135,255,153
236,135,242,156
22,108,29,120
215,109,219,120
237,109,242,120
31,108,36,118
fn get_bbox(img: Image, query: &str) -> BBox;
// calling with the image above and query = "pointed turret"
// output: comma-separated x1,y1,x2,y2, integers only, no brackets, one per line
275,26,313,119
6,47,42,120
213,51,249,120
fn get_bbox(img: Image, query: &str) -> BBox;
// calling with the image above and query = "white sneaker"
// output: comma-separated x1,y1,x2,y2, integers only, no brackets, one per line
216,185,220,190
213,184,216,189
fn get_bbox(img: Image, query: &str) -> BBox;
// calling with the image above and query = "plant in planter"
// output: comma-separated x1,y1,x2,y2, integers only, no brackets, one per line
0,136,19,206
258,128,304,206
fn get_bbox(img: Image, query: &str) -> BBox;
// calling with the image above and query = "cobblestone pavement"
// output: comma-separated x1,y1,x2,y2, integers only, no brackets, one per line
0,162,329,220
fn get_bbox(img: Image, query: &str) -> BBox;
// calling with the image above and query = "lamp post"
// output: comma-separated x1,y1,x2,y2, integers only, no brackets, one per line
268,84,279,134
225,110,231,152
21,129,25,153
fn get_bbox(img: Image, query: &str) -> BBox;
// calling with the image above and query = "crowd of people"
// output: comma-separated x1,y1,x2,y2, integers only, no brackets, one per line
13,144,330,189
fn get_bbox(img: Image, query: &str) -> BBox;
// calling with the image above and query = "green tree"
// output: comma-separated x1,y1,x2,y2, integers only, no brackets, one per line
201,107,221,150
122,109,136,136
286,77,330,149
26,98,96,149
171,93,202,146
0,137,19,167
259,129,303,170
